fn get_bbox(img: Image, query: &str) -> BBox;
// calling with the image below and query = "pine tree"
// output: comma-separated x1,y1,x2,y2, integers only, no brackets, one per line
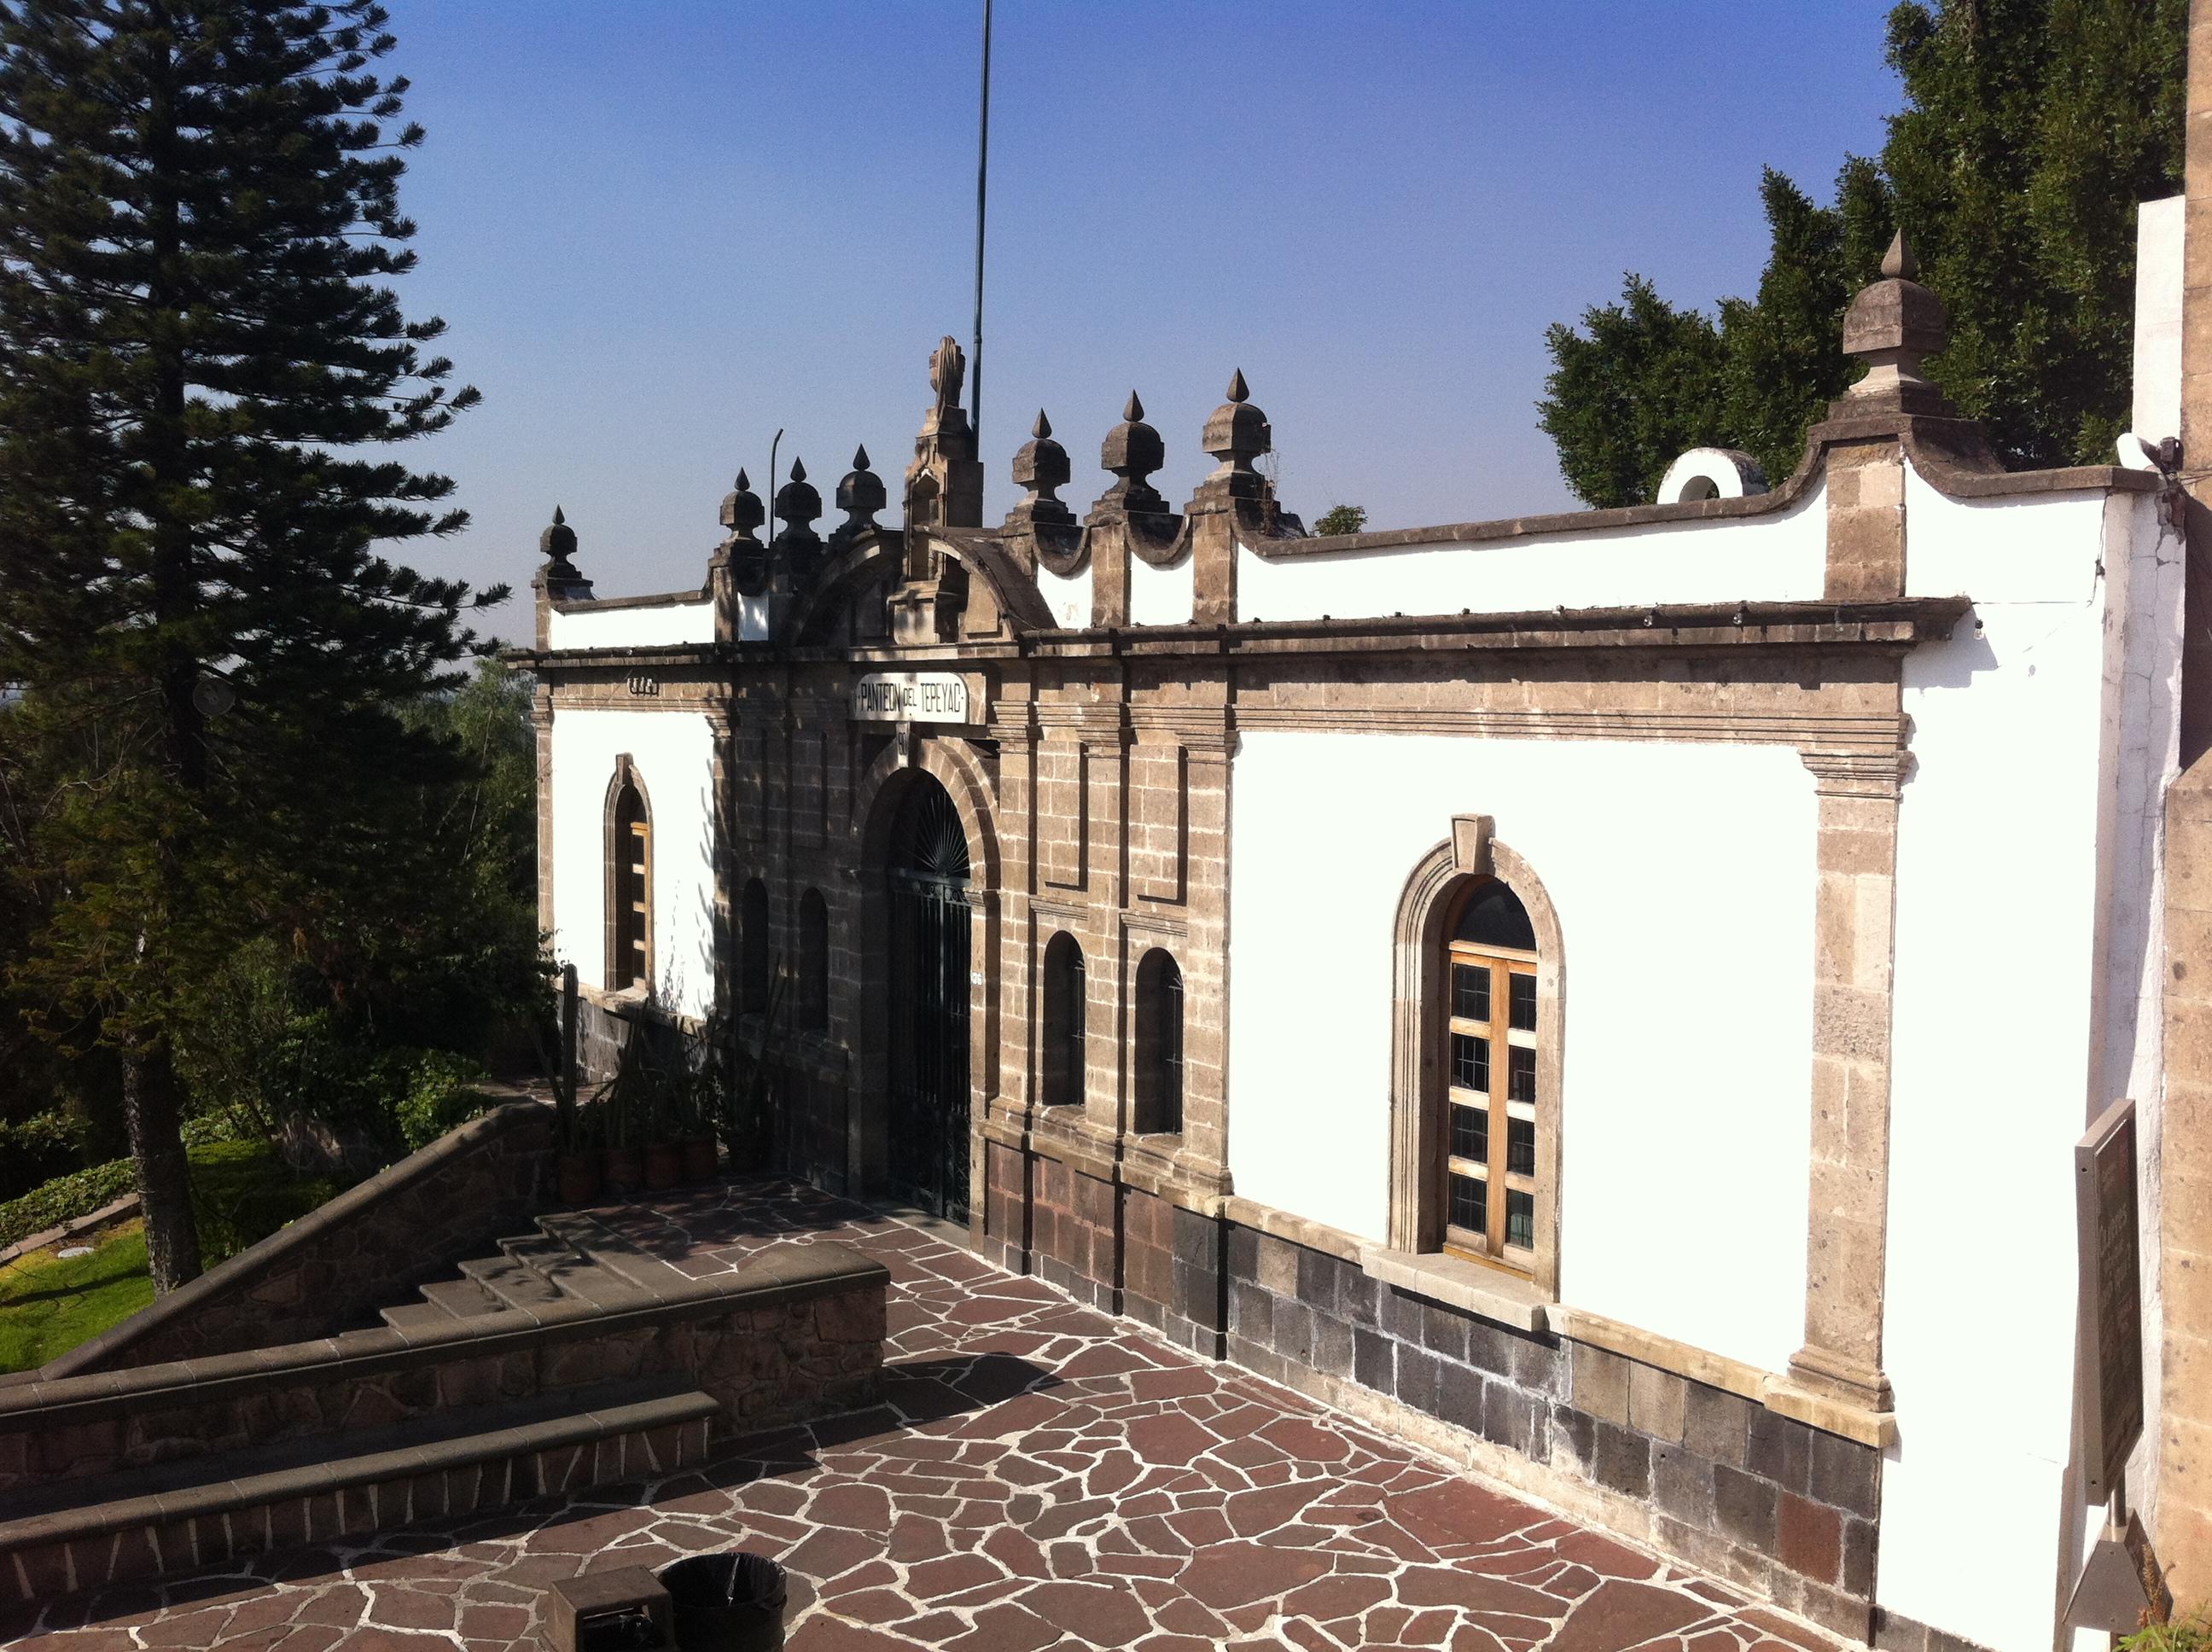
0,0,502,1291
1538,0,2184,508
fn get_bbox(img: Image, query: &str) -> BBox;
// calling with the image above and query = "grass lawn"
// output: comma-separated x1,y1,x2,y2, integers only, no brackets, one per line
0,1142,351,1374
0,1221,154,1373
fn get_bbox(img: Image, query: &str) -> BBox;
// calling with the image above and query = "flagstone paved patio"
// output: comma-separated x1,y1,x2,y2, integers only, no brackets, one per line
3,1180,1843,1652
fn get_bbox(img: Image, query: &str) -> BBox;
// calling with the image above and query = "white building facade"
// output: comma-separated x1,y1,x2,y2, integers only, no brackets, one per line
521,235,2190,1651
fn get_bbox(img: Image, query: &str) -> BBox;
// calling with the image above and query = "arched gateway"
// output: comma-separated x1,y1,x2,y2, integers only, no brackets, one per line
883,775,972,1219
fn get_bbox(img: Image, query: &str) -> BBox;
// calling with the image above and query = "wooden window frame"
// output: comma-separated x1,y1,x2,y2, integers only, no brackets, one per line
1388,818,1563,1297
602,757,654,993
1441,922,1540,1267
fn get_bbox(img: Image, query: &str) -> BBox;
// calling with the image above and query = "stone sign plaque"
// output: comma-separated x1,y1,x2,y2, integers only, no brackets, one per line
2075,1096,2143,1504
852,672,971,724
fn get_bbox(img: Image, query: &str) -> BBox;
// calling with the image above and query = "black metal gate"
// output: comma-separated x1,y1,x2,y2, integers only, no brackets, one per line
885,781,971,1220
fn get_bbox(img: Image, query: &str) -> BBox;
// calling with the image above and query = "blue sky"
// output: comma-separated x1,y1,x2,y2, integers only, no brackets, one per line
385,2,1903,643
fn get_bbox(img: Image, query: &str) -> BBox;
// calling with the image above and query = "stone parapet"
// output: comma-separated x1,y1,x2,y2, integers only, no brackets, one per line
42,1102,557,1376
0,1241,887,1495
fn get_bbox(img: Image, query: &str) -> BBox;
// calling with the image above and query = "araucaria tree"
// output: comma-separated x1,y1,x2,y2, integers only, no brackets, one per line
0,1,502,1290
1539,0,2186,508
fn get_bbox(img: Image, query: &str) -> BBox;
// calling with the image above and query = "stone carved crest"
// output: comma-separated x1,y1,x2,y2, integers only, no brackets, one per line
929,335,966,422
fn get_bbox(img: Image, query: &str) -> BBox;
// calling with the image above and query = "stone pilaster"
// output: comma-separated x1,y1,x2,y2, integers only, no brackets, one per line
1822,440,1906,602
707,706,736,1027
1785,748,1905,1416
2163,0,2212,1601
533,684,557,954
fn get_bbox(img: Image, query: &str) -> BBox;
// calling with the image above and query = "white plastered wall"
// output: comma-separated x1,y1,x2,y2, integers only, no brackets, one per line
1228,730,1818,1375
548,599,714,649
1232,486,1825,623
1877,474,2174,1652
550,707,719,1020
1037,563,1091,629
1130,552,1196,626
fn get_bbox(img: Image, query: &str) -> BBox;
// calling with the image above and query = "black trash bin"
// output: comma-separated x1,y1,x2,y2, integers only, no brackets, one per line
656,1551,788,1652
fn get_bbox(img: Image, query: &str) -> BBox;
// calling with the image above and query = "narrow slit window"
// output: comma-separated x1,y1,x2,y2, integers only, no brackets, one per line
1042,932,1086,1108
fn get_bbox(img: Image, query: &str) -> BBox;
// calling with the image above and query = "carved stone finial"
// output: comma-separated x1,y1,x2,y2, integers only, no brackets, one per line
1004,405,1077,554
1202,369,1271,489
1097,389,1168,516
1881,230,1915,282
1840,230,1950,414
1012,408,1072,508
533,503,591,614
538,504,579,570
833,444,887,545
773,456,823,551
719,470,765,542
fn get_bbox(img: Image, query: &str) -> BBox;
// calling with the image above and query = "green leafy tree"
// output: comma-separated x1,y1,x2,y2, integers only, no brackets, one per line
1540,0,2184,507
1312,504,1368,538
0,1,502,1290
1538,276,1726,509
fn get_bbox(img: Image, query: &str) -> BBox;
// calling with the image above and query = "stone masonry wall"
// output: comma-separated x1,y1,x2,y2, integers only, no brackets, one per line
44,1103,555,1377
1221,1224,1881,1642
0,1254,888,1495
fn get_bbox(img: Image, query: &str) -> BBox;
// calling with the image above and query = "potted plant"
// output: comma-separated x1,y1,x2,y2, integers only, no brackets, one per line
642,1060,684,1193
541,961,600,1205
601,1037,645,1196
678,1022,722,1185
558,1097,602,1206
717,965,789,1176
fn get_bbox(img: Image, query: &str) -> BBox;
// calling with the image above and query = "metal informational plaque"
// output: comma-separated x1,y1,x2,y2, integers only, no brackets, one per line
2075,1096,2143,1504
851,672,971,724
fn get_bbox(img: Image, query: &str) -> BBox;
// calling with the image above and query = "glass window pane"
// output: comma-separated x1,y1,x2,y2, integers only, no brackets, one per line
1508,1045,1536,1104
1510,973,1536,1032
1453,963,1491,1022
1450,1173,1487,1235
1505,1189,1534,1249
1452,1033,1490,1093
1452,1103,1488,1163
1454,880,1536,950
1508,1116,1534,1176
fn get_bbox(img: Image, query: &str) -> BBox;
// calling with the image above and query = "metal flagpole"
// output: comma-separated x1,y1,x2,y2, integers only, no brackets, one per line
972,0,992,446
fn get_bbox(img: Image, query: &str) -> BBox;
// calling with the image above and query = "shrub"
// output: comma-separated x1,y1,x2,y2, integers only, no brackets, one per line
0,1159,135,1250
394,1050,493,1151
2124,1618,2212,1650
0,1111,87,1202
185,1143,348,1265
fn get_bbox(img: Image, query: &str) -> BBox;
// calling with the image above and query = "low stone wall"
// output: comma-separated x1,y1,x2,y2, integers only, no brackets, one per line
0,1243,888,1493
981,1137,1883,1642
44,1102,556,1377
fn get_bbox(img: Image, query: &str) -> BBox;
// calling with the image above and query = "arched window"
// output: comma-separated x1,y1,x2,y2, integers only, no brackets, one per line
798,888,829,1032
1041,932,1086,1108
608,769,650,990
741,878,771,1016
1441,876,1540,1265
1132,948,1184,1136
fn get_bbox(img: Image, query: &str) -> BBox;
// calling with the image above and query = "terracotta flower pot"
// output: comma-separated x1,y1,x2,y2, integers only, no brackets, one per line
682,1135,719,1185
603,1145,644,1197
556,1151,601,1207
643,1141,684,1191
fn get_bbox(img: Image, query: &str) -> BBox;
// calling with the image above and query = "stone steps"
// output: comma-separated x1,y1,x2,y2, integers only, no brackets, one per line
378,1210,688,1331
0,1379,719,1607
